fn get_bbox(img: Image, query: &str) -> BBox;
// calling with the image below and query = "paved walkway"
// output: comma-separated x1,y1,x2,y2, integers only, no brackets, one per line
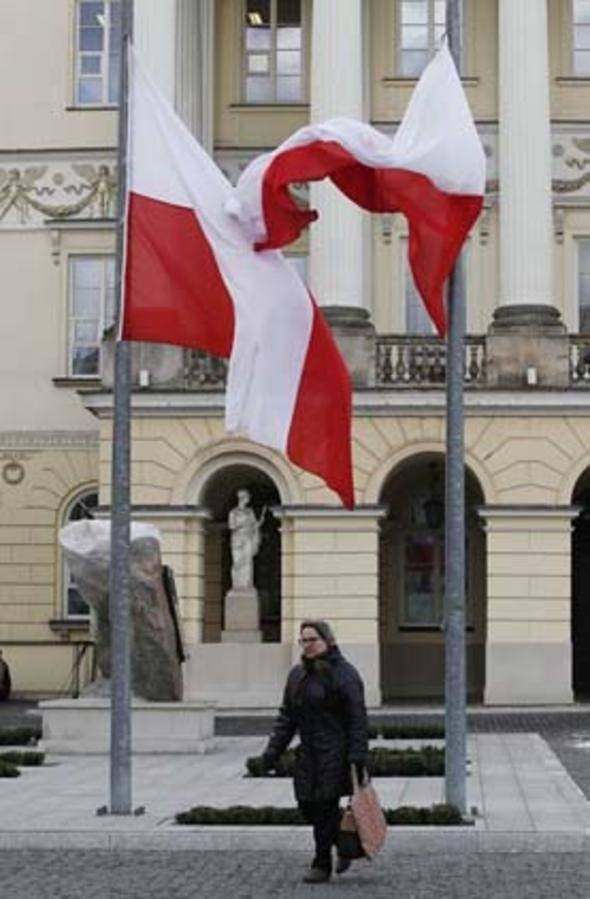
2,733,590,851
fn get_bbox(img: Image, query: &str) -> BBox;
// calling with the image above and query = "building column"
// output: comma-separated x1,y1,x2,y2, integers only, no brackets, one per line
488,0,568,386
478,507,578,705
175,0,215,149
309,0,374,386
280,507,383,706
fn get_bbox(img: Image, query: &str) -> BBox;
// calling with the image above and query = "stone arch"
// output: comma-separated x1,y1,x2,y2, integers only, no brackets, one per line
362,441,496,507
171,439,303,507
377,450,487,702
558,455,590,506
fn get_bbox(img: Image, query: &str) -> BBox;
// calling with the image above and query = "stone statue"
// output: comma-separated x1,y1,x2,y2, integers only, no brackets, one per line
59,520,184,701
228,489,267,589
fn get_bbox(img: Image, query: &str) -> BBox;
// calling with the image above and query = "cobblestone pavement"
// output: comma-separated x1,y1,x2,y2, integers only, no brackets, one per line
2,850,590,899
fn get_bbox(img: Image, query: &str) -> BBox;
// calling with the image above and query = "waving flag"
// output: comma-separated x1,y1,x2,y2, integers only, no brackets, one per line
232,41,485,336
121,46,354,508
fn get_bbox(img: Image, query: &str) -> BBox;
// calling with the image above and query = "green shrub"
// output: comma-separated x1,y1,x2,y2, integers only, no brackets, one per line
175,803,465,826
379,724,445,741
0,751,45,767
0,759,20,778
0,726,41,746
246,746,445,778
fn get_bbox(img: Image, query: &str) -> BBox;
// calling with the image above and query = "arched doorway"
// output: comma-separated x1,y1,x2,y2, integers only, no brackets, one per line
201,464,281,643
572,470,590,698
379,453,486,702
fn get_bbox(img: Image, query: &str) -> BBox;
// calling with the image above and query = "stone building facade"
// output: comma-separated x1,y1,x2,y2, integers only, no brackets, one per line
1,0,590,707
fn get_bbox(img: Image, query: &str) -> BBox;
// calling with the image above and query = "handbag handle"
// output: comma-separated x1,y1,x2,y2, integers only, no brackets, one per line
350,762,369,791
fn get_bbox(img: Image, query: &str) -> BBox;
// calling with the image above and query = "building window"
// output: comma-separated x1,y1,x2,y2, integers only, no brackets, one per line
68,255,116,377
63,490,98,618
578,240,590,331
573,0,590,75
244,0,304,102
397,0,460,77
75,1,121,105
405,261,436,334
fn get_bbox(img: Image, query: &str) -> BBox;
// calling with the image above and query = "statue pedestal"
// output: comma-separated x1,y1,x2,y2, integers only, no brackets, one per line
222,587,262,643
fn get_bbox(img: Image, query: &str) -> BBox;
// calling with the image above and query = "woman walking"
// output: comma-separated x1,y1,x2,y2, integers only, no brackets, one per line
261,620,369,884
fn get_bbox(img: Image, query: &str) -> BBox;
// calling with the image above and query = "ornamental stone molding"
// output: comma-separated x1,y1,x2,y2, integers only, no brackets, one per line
0,156,117,229
0,430,99,450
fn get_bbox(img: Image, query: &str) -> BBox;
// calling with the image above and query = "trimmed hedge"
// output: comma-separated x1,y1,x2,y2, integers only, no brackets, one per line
0,759,20,778
246,746,445,778
0,751,45,767
175,803,464,827
379,724,445,741
0,726,41,747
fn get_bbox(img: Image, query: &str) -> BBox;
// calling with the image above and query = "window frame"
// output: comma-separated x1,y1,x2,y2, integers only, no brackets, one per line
572,0,590,76
576,237,590,332
62,488,99,620
67,253,116,379
73,0,121,107
241,0,308,104
395,0,463,78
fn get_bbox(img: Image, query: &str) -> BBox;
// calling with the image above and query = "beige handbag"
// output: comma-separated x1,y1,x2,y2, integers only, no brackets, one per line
349,764,387,858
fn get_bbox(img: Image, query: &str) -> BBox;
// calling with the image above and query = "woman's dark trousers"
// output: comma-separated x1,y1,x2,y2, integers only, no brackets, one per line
299,800,342,872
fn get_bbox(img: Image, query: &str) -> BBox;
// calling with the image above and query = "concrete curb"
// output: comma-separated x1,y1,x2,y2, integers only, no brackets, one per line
1,827,589,853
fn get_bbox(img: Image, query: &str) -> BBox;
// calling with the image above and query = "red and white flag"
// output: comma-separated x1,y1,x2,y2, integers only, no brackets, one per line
233,41,485,336
121,47,354,508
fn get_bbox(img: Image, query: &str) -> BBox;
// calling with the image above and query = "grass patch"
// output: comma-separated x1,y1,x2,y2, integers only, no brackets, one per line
246,746,445,778
175,803,465,826
0,751,45,767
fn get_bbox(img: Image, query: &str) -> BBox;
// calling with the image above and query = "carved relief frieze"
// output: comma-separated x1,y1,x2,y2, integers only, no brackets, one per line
552,127,590,199
0,158,117,228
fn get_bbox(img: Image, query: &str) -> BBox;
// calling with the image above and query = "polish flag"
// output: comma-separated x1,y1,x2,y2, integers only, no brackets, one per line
233,41,485,336
121,47,354,508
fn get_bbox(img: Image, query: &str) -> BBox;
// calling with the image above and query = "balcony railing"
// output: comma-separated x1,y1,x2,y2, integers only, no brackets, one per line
375,335,487,387
180,336,590,391
569,335,590,384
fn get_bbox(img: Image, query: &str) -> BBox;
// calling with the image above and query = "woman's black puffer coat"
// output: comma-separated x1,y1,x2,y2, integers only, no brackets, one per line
263,646,369,803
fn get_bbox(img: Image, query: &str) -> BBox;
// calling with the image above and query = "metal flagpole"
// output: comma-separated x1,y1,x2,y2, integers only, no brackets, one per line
109,0,134,815
444,0,467,816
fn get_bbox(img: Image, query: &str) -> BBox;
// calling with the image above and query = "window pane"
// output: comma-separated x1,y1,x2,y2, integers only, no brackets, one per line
574,49,590,73
277,50,300,75
80,26,104,51
286,255,308,282
277,26,301,49
401,25,429,49
108,52,120,102
246,0,270,26
434,24,446,45
574,0,590,25
73,259,102,288
75,321,100,342
399,49,430,77
401,1,428,25
246,26,271,49
277,75,301,101
248,53,270,74
246,75,273,101
575,25,590,49
78,79,103,103
277,0,301,25
80,54,101,74
72,346,100,375
404,535,438,624
67,585,90,616
80,2,104,27
72,288,100,317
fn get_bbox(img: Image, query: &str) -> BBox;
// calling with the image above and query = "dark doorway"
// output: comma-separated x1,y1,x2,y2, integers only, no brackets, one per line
378,453,486,702
572,472,590,698
201,464,281,642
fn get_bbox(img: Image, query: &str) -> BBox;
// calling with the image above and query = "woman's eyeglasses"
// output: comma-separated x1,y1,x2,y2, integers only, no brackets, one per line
299,636,321,645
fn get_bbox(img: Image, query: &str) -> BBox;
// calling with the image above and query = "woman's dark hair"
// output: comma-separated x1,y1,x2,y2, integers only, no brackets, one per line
300,619,337,647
